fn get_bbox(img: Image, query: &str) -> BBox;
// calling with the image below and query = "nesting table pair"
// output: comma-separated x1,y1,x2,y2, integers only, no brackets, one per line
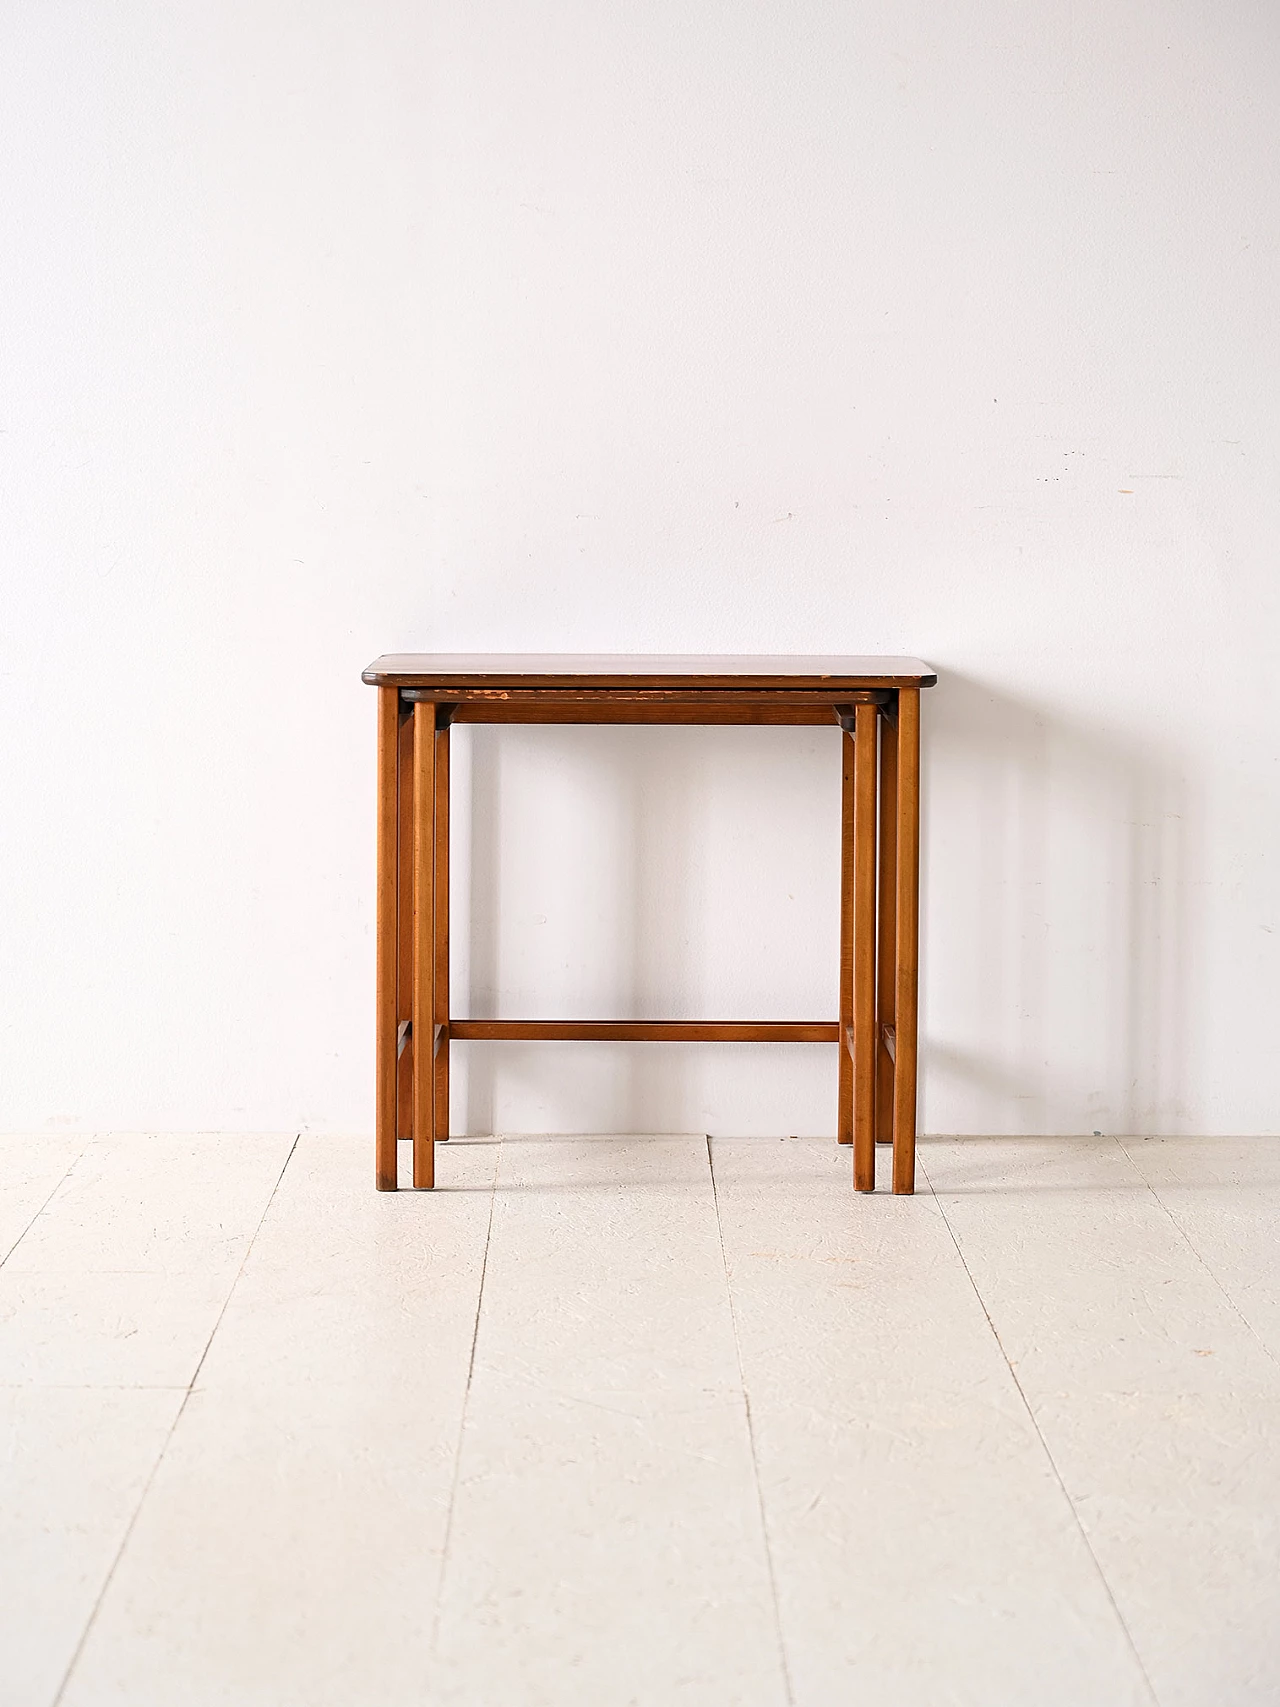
363,655,935,1194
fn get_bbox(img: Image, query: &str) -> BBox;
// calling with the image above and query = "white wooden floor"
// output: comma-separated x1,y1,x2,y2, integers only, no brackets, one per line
3,1132,1279,1707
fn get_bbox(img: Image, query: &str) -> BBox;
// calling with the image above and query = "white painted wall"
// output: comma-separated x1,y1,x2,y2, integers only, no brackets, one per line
3,1,1277,1138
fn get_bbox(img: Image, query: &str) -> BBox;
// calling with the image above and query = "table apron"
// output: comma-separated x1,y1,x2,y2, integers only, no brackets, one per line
399,688,892,727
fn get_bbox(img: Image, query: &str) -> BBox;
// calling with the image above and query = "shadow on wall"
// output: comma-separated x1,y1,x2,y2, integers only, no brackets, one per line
459,723,688,1136
923,672,1201,1137
453,720,840,1139
448,676,1202,1141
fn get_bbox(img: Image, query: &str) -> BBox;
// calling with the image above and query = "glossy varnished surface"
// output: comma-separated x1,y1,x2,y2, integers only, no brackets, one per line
363,653,937,691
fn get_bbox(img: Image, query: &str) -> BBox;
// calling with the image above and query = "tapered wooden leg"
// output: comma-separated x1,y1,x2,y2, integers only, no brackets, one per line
892,687,921,1195
412,701,437,1189
837,726,854,1146
853,702,877,1191
433,721,450,1141
396,706,415,1142
375,688,400,1190
875,711,898,1144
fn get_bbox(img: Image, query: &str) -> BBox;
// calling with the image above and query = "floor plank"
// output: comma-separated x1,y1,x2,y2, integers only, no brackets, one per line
5,1131,1279,1706
712,1136,1152,1707
0,1137,88,1267
0,1135,295,1388
429,1134,787,1707
60,1136,497,1707
925,1135,1280,1707
0,1386,181,1707
1119,1135,1280,1365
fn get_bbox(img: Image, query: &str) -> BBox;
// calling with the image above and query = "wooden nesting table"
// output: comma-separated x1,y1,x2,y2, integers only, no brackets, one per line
363,655,936,1194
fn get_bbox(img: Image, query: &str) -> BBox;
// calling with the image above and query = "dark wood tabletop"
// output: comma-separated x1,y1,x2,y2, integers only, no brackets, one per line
363,654,937,691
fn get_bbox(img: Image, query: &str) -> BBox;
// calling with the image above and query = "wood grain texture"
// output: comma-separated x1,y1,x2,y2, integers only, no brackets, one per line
837,728,854,1146
395,706,414,1145
433,724,450,1142
375,688,399,1191
876,711,898,1145
409,691,893,709
365,655,935,1195
448,1021,839,1043
853,702,878,1192
412,702,436,1189
892,688,921,1195
445,700,845,726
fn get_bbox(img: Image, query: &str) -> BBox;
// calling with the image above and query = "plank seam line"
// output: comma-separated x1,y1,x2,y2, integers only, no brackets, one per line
706,1135,796,1707
918,1148,1162,1707
51,1131,302,1707
0,1138,92,1271
1115,1137,1280,1372
431,1143,498,1657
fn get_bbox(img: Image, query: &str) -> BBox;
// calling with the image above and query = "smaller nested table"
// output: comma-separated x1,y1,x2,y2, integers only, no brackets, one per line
363,655,935,1194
